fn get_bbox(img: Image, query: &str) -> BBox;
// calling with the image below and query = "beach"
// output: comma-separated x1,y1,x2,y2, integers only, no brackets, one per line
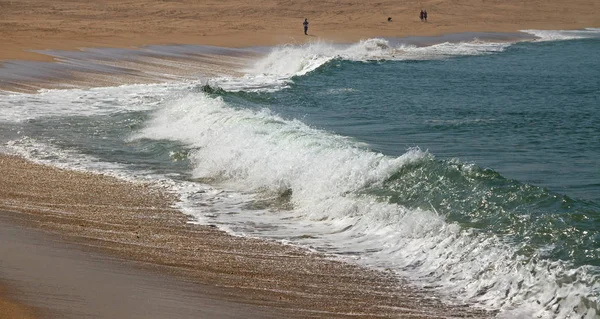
1,0,599,318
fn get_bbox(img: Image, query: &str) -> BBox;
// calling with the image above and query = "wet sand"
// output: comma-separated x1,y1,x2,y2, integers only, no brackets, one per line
0,45,260,92
0,154,491,318
0,284,37,319
0,212,290,319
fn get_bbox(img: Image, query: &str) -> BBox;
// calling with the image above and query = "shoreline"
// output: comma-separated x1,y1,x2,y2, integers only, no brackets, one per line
0,154,491,318
1,0,598,63
0,31,538,93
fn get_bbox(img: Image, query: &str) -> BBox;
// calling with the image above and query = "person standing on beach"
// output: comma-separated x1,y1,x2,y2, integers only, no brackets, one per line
303,18,309,35
424,10,428,21
420,10,424,21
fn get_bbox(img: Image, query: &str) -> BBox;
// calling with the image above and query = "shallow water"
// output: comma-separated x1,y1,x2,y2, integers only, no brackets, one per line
1,29,599,318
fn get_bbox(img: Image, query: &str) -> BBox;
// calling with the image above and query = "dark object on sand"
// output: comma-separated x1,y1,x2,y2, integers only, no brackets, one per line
388,17,392,22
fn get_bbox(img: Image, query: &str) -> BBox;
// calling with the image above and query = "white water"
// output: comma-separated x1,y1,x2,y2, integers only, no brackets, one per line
0,83,180,123
521,28,600,41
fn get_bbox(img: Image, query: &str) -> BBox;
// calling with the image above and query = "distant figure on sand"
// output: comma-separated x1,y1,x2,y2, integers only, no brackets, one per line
388,17,392,22
424,10,428,21
303,18,309,35
420,10,424,21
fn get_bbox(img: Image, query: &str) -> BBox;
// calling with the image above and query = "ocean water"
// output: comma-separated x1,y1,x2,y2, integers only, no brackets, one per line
1,29,599,318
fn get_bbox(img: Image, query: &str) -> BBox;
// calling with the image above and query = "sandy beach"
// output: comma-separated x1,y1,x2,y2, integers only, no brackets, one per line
1,0,598,63
1,0,599,317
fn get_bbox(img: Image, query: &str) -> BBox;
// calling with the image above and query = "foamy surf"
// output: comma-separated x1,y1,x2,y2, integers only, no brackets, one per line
0,83,179,122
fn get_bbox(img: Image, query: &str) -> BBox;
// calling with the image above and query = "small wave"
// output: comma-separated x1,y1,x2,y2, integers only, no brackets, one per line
326,88,359,95
398,41,510,60
425,118,498,127
521,28,600,41
2,136,243,227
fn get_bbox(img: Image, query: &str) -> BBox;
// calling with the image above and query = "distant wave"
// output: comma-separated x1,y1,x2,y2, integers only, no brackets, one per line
210,38,513,93
521,28,600,41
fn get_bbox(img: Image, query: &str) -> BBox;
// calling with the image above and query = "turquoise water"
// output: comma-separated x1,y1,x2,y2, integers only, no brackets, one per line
1,30,599,318
233,39,600,202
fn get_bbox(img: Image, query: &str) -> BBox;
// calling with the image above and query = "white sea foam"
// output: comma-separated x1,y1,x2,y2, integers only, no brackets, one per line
399,41,510,60
132,91,600,319
0,83,181,123
2,135,247,228
521,29,600,41
226,31,597,93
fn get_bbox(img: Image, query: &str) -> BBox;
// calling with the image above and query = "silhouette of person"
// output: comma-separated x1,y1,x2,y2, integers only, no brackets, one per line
420,10,424,21
424,10,428,21
303,18,309,35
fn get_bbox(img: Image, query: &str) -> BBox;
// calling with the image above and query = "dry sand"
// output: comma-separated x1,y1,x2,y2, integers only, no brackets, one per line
0,0,599,62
